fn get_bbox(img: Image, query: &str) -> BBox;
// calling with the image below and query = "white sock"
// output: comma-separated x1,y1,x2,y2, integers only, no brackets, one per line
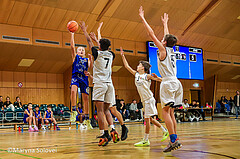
144,134,149,141
161,126,167,132
110,125,115,130
29,125,31,128
100,130,104,135
34,125,37,128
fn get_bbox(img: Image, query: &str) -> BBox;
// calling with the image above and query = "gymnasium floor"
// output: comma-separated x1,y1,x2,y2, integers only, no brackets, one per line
0,120,239,159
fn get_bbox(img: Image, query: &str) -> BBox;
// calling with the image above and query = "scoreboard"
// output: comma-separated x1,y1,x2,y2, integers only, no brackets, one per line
147,42,204,80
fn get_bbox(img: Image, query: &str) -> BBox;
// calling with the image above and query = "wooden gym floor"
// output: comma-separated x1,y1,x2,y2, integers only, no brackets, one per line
0,119,239,159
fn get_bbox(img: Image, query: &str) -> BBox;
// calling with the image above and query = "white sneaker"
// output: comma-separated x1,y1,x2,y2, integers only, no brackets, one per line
125,119,130,121
189,117,194,122
135,119,139,121
196,117,200,122
139,119,143,121
79,124,84,130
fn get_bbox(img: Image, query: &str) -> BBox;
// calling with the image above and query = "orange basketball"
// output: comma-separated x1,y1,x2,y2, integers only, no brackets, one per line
67,21,78,33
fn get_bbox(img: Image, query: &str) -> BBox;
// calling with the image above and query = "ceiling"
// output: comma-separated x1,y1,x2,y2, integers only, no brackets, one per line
0,0,239,82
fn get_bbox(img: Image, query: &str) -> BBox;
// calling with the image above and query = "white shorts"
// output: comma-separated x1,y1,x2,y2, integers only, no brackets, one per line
143,97,158,118
160,77,183,108
93,82,116,105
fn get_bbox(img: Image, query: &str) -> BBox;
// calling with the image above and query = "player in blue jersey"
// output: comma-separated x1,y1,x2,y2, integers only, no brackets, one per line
70,32,93,129
34,105,43,129
44,105,60,130
23,103,38,132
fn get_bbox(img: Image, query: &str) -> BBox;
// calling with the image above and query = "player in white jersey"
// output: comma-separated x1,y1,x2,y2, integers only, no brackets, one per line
139,6,183,152
79,21,121,146
120,47,169,147
91,22,129,141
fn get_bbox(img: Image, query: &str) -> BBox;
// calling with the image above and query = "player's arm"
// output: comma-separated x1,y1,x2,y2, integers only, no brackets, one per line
120,47,137,75
44,112,46,119
97,22,103,41
90,32,100,48
161,13,169,36
139,6,166,61
51,111,53,119
70,32,76,62
88,54,93,69
147,73,162,82
79,21,94,49
84,71,93,80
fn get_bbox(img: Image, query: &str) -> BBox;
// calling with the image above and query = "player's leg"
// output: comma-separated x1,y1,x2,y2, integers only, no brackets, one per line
104,103,118,143
26,117,33,132
150,117,169,142
169,108,177,134
82,90,93,129
134,117,150,147
71,85,78,111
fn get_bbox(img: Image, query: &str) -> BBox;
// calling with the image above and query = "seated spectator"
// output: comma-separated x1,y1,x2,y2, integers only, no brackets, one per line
44,105,60,130
4,96,15,111
234,90,240,119
228,97,234,114
182,99,189,108
118,99,129,121
129,99,141,121
14,96,22,108
23,103,38,132
0,96,3,110
137,100,143,121
34,106,43,129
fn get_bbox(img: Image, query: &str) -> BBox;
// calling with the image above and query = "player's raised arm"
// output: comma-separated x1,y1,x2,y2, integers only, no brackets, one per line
161,13,169,36
139,6,166,60
147,73,162,82
88,54,93,69
79,21,94,49
90,32,100,48
120,47,137,75
97,22,103,41
70,32,76,62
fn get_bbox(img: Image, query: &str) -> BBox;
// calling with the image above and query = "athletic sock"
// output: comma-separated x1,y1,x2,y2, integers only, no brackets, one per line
121,124,126,129
170,134,177,143
144,134,149,141
100,130,104,136
104,130,109,136
161,126,168,132
110,125,115,130
85,114,89,120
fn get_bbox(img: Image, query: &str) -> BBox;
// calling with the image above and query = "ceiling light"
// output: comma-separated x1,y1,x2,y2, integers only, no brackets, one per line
18,59,35,67
232,75,240,80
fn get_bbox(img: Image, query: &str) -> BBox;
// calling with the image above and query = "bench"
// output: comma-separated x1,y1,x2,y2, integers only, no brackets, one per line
1,122,25,132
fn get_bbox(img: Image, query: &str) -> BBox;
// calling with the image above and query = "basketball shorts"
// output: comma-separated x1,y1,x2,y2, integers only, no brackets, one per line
70,74,89,95
143,97,158,118
93,82,116,105
76,114,85,121
160,76,183,108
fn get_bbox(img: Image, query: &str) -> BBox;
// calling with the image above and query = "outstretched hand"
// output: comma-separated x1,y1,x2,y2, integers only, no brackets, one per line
151,73,158,78
84,71,90,76
161,13,169,24
120,47,124,56
89,32,98,42
79,21,88,31
97,22,103,32
139,6,144,18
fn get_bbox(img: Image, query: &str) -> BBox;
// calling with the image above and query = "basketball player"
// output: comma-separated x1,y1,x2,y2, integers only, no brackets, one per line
44,105,60,130
88,22,129,141
79,21,119,146
120,47,169,147
70,32,93,129
23,103,38,132
139,6,183,152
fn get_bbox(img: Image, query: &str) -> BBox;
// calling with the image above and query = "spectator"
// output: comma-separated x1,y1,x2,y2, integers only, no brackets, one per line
0,96,3,110
14,96,22,108
4,96,15,111
118,99,129,121
234,90,240,119
182,99,189,108
129,99,141,121
115,95,121,108
137,100,143,121
228,97,234,114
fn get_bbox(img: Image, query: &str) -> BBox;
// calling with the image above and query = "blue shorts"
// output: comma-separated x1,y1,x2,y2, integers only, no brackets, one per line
44,119,52,124
23,117,27,123
71,75,89,95
76,114,85,121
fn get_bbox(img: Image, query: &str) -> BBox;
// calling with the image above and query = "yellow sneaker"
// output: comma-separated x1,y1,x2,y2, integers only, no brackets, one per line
86,120,93,129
